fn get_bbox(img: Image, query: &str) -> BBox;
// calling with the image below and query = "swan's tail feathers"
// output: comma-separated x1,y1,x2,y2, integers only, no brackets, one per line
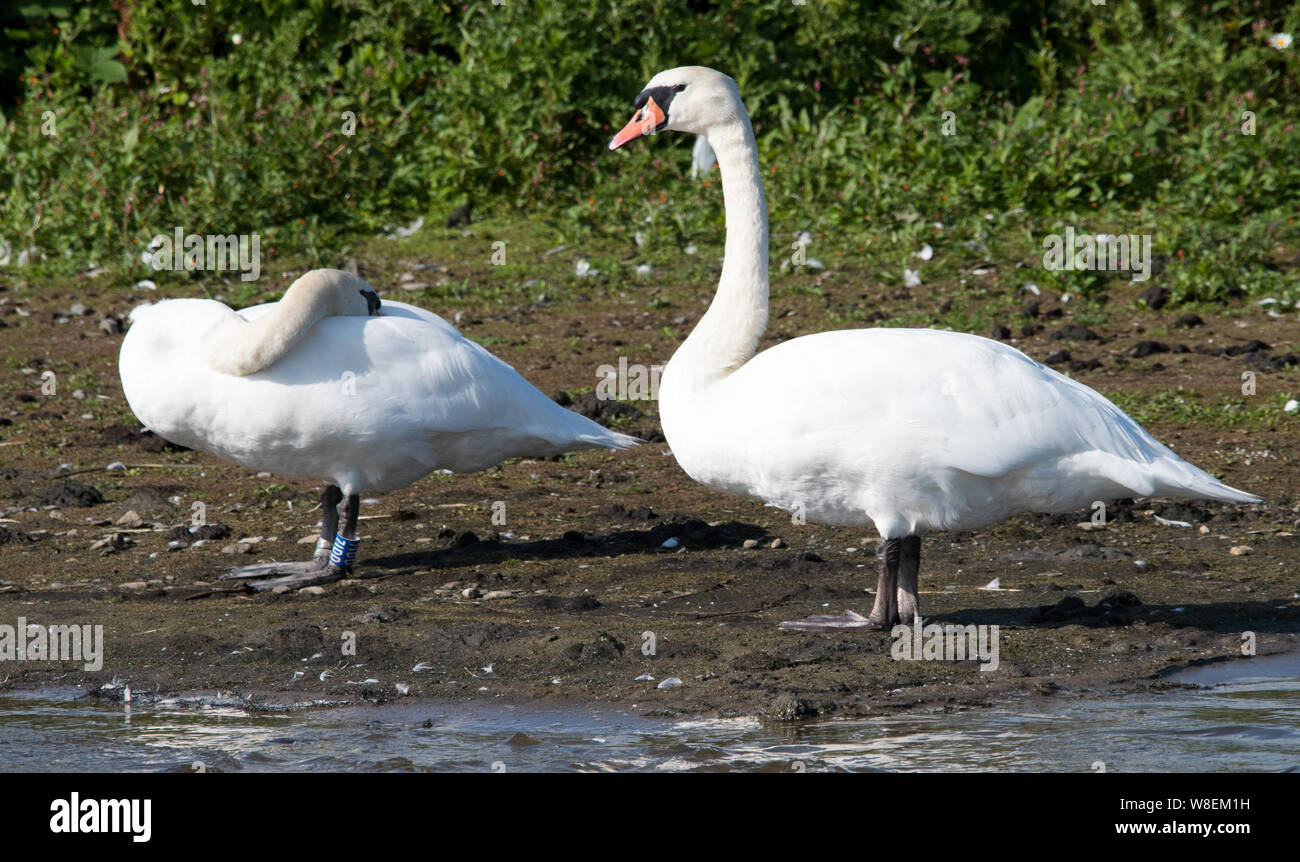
1081,451,1261,505
1147,457,1262,505
576,430,642,451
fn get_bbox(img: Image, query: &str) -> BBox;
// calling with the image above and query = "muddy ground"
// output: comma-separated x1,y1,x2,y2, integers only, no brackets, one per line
1,240,1298,721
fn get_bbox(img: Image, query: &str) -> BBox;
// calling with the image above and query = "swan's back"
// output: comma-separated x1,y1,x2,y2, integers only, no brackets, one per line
120,298,635,492
665,327,1256,536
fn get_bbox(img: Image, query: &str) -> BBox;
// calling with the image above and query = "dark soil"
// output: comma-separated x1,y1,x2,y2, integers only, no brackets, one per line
1,266,1297,720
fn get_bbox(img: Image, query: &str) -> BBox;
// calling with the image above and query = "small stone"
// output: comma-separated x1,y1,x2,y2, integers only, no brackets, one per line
1077,521,1104,531
461,587,482,599
1198,525,1211,535
105,462,126,472
272,586,292,595
742,538,760,549
1228,545,1253,556
482,590,513,600
72,389,86,400
1137,285,1169,310
119,581,148,590
298,534,320,545
116,510,144,528
769,538,786,549
300,586,327,596
221,543,253,555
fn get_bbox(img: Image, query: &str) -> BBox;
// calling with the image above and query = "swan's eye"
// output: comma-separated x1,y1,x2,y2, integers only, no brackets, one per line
673,84,686,92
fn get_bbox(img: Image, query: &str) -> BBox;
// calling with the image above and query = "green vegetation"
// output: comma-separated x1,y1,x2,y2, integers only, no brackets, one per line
1105,387,1297,431
1,1,1297,307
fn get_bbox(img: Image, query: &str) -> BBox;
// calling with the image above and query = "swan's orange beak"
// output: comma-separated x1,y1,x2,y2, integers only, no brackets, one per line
608,96,666,151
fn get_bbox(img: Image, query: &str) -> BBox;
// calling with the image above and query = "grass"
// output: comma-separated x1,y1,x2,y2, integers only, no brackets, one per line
1105,388,1297,432
0,1,1296,310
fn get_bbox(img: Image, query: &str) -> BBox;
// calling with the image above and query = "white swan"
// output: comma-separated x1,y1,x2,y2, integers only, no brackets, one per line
608,67,1260,630
119,268,637,590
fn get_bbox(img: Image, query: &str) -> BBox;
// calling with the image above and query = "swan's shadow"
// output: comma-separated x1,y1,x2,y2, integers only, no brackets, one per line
924,599,1300,635
364,518,768,572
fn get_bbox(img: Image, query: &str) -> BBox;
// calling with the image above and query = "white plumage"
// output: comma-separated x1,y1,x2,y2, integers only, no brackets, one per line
664,326,1257,539
610,67,1257,629
121,294,633,492
119,269,636,588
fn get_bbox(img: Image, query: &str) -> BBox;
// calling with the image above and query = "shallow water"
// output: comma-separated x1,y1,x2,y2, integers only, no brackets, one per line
2,652,1297,772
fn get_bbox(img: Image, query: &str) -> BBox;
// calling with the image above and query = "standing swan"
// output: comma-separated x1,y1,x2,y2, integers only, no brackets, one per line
608,67,1260,631
119,269,638,590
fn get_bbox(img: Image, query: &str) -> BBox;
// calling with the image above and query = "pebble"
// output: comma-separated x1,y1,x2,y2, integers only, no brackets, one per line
300,586,327,596
106,462,126,472
119,581,148,590
220,543,253,555
657,677,683,689
742,539,759,549
461,587,482,599
660,537,680,549
116,510,144,528
482,590,513,600
1228,546,1254,556
1077,521,1104,531
769,538,786,549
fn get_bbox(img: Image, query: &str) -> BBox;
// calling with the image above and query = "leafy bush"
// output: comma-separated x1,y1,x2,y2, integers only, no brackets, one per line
0,0,1296,303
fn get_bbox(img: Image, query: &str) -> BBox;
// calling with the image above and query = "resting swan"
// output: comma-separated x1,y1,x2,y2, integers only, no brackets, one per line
608,66,1260,631
118,269,637,590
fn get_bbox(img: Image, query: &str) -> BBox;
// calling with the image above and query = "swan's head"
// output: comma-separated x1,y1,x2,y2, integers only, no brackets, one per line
286,269,382,317
608,66,742,150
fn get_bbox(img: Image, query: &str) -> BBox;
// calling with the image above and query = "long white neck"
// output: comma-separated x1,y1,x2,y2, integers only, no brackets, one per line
661,115,769,405
206,269,369,376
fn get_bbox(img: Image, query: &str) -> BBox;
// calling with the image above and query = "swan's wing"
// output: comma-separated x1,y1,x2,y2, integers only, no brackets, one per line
312,301,636,449
727,328,1254,503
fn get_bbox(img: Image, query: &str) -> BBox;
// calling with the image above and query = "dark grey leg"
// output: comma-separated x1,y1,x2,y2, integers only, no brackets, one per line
896,536,921,624
866,538,902,629
317,484,343,562
222,484,354,590
777,537,905,633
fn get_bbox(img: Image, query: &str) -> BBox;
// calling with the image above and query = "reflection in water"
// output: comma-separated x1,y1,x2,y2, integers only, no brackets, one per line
1,652,1296,773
